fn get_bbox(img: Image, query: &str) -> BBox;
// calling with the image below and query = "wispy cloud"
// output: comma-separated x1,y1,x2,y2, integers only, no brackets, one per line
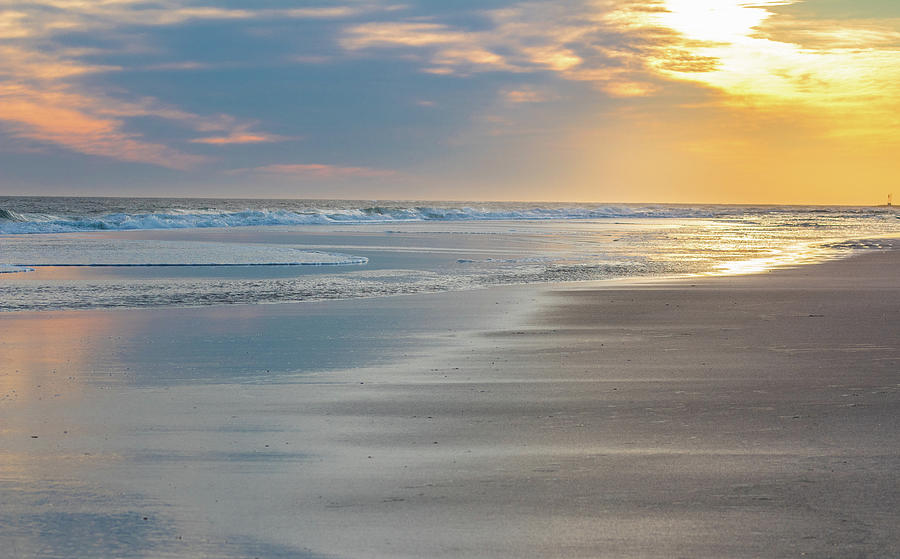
0,84,207,169
342,22,471,49
235,163,397,178
502,87,554,104
341,0,900,138
190,128,286,145
760,17,900,49
0,40,215,168
0,1,378,37
0,0,383,167
340,3,661,95
140,61,212,71
0,61,275,168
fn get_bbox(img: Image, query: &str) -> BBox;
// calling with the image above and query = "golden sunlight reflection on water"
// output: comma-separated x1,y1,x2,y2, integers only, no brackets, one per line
712,242,839,276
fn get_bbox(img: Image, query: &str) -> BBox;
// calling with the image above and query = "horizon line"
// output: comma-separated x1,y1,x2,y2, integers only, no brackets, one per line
0,193,894,208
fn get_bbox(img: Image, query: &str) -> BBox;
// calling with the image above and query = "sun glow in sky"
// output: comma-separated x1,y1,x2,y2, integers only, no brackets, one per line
644,0,900,110
0,0,898,203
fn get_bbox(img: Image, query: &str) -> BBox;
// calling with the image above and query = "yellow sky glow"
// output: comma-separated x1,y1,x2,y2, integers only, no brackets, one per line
630,0,900,139
540,0,898,204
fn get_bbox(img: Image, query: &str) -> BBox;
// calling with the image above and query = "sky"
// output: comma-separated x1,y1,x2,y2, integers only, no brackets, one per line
0,0,898,204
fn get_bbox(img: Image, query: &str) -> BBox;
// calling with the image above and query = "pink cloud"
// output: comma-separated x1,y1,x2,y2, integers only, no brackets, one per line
0,6,300,168
191,132,284,145
0,85,207,169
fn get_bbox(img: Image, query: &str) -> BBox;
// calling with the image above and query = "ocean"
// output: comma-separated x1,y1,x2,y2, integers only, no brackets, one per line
1,196,897,311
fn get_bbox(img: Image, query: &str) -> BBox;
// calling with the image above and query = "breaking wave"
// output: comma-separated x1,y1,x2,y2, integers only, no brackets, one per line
0,208,28,222
2,202,893,234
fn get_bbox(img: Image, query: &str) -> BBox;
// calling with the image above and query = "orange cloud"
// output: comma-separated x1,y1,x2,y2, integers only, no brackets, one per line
0,45,119,79
190,132,284,145
0,57,203,166
0,1,376,38
342,22,471,49
341,21,522,74
0,72,268,167
339,4,642,89
502,87,553,103
0,1,374,167
0,90,206,168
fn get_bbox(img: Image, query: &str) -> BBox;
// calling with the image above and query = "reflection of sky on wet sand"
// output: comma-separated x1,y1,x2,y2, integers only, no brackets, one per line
1,300,427,389
0,287,530,558
0,311,157,557
0,304,347,557
0,312,119,405
0,454,326,559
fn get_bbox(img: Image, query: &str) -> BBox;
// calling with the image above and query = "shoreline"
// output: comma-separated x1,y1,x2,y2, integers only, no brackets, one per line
2,247,898,557
0,234,892,315
4,215,898,313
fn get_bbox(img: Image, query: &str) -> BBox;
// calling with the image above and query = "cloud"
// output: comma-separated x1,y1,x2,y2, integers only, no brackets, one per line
190,128,286,145
0,1,322,167
341,21,517,74
0,54,206,167
0,53,277,168
0,9,29,38
339,2,661,93
0,85,207,169
759,18,900,49
341,22,470,49
0,1,378,38
0,45,120,80
236,163,397,178
430,47,514,72
612,1,900,131
3,0,898,177
502,87,553,104
190,134,275,145
340,0,900,139
140,61,212,71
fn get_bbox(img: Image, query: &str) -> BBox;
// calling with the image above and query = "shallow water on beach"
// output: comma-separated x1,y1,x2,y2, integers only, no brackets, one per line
1,198,898,311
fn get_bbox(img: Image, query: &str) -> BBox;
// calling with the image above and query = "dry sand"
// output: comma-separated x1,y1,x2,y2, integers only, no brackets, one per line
2,249,898,558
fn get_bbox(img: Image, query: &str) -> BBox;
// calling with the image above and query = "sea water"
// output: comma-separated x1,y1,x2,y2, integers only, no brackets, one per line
0,197,897,311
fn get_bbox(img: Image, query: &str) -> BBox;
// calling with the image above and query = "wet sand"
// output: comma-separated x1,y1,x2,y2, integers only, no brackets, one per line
2,249,898,558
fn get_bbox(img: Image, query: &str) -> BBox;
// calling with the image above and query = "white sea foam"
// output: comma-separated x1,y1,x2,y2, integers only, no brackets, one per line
0,264,32,273
1,197,898,312
2,203,894,234
822,238,897,250
0,206,685,234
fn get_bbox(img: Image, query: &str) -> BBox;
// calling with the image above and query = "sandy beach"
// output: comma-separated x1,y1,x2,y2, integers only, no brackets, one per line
2,247,898,558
